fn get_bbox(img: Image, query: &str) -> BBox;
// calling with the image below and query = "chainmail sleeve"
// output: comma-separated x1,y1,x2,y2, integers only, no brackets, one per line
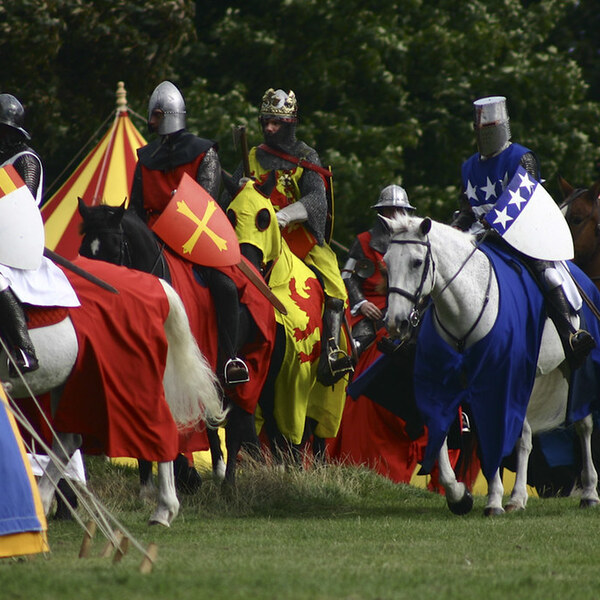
519,151,540,180
296,147,328,245
196,146,222,200
13,152,42,202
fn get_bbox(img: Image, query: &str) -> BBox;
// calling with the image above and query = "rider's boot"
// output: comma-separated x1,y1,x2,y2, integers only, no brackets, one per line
205,268,250,386
546,285,595,371
0,286,39,376
317,297,355,386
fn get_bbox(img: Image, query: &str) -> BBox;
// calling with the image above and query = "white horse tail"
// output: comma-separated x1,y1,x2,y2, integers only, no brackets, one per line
159,280,227,429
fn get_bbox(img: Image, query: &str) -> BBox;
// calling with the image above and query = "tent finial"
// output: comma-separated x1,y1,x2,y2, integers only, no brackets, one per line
116,81,128,113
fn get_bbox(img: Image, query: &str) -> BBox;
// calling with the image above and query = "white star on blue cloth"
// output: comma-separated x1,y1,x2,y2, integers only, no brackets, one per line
482,177,497,201
508,188,527,211
465,179,478,202
492,206,513,230
518,171,535,194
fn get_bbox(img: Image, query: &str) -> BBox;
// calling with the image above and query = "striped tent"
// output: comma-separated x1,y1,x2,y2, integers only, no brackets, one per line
41,82,146,259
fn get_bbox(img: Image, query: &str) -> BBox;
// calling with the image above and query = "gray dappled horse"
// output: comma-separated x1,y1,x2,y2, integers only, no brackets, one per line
383,213,599,515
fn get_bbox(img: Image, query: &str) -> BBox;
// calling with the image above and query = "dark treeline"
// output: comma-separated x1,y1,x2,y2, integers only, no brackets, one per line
2,0,599,248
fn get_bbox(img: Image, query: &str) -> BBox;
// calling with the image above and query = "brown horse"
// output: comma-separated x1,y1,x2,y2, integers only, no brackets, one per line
559,176,600,290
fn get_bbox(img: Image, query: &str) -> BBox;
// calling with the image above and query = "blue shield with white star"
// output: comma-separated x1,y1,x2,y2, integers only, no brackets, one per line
484,166,574,260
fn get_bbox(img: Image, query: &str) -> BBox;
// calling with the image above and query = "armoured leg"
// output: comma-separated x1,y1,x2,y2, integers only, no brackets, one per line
316,297,355,386
0,284,39,376
204,268,250,385
351,318,378,357
535,261,595,370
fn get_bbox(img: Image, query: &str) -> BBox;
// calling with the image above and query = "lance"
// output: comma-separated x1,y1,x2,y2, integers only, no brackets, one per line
43,248,119,294
232,125,251,178
237,259,287,315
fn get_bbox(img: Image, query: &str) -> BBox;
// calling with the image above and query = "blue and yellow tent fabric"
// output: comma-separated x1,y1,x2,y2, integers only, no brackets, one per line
0,386,48,558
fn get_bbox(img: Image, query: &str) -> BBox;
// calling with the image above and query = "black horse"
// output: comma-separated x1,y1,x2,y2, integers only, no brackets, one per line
78,199,263,488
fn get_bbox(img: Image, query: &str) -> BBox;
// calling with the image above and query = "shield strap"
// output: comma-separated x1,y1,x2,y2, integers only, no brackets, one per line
257,144,332,180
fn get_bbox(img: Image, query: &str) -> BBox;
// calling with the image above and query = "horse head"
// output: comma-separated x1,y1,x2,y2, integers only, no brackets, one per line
226,179,282,276
559,176,600,267
78,198,129,265
382,214,434,340
78,199,168,277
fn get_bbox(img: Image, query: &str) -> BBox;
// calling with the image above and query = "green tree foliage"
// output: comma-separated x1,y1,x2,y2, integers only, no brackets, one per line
0,0,195,191
186,0,600,246
2,0,599,247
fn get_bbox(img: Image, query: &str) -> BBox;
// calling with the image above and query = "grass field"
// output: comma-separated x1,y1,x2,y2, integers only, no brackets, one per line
2,455,600,600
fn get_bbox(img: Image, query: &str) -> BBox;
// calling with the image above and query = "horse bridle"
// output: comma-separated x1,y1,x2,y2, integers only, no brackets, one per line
88,224,132,268
387,238,434,327
387,231,493,351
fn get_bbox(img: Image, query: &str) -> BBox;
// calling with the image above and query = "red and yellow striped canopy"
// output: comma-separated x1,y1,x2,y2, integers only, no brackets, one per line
41,108,146,259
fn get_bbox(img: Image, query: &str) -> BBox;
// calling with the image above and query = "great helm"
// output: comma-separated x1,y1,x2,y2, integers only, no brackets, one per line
371,185,415,212
259,89,298,122
473,96,511,158
0,94,30,139
147,81,186,135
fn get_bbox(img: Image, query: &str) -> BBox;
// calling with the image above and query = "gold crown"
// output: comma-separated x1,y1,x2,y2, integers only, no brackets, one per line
260,88,297,121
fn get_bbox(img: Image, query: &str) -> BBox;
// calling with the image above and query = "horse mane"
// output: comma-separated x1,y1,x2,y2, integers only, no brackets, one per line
385,213,477,249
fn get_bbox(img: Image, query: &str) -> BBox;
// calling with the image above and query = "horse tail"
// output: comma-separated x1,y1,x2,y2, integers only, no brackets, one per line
158,280,227,429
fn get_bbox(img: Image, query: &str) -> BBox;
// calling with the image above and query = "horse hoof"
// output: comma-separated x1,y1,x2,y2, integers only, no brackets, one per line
504,503,524,513
448,490,473,515
148,517,171,528
579,498,600,509
148,511,174,527
484,506,505,517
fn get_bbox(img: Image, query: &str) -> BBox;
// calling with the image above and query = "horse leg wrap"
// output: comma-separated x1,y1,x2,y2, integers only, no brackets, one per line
0,286,39,376
317,297,354,386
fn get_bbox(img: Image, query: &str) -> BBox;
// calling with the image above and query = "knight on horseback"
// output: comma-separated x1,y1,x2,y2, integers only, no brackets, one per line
222,88,354,386
129,81,250,386
342,184,416,356
0,94,80,375
452,95,595,369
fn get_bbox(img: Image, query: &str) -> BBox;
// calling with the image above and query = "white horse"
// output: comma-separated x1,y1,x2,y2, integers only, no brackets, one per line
2,278,225,526
383,213,599,515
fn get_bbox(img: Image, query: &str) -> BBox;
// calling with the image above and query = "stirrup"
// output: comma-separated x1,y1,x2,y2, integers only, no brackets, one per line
224,358,250,385
569,329,595,351
567,330,596,369
8,347,39,377
320,338,354,382
460,412,471,433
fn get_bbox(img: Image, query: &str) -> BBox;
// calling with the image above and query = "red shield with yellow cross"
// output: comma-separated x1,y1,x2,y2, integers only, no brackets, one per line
152,172,240,267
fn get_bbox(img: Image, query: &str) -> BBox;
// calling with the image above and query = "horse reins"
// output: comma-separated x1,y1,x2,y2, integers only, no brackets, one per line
387,229,493,351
